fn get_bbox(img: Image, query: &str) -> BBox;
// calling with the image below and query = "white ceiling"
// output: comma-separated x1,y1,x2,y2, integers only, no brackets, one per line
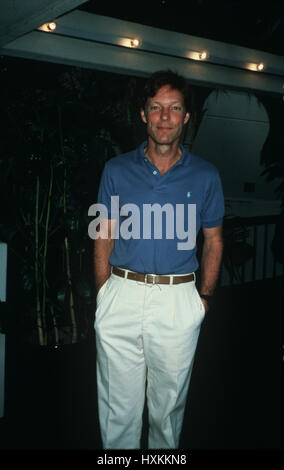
0,0,283,95
0,0,87,47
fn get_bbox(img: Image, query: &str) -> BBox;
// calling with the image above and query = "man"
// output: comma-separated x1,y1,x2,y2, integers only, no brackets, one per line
93,70,224,449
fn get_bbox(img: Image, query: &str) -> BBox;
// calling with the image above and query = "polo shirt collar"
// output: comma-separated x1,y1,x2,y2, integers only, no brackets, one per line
138,141,191,167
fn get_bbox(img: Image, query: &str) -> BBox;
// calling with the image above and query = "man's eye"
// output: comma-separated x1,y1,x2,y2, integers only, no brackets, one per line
151,105,160,110
172,106,182,111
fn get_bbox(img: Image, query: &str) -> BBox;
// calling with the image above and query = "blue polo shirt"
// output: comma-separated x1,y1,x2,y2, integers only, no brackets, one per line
96,141,224,274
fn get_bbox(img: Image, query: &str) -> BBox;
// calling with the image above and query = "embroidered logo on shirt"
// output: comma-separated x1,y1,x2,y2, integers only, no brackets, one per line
186,192,191,198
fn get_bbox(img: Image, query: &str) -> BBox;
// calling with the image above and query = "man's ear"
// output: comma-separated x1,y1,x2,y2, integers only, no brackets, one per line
184,112,190,124
140,108,147,124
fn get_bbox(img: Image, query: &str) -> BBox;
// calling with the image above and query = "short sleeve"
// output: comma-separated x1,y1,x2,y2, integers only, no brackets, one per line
97,162,117,219
200,169,224,228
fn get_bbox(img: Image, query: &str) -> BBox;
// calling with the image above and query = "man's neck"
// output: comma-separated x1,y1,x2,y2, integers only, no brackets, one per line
144,141,182,175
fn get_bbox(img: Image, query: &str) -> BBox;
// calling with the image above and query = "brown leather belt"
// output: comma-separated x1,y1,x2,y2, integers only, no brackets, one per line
112,266,194,285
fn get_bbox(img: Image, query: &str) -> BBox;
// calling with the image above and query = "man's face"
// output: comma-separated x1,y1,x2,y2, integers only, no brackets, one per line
140,85,190,146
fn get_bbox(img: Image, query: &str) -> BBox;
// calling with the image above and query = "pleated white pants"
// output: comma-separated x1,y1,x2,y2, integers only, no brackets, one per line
94,270,205,449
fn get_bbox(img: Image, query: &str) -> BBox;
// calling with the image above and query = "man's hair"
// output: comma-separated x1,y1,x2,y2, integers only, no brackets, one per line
140,69,191,112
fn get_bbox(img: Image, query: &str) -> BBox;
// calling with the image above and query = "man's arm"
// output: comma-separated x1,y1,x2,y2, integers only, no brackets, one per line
94,219,115,292
199,224,224,311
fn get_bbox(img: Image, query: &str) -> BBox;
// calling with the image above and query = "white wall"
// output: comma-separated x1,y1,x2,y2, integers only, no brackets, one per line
188,91,283,283
191,89,281,212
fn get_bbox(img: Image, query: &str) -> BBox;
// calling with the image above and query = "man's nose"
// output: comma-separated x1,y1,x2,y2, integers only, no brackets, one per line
161,108,170,120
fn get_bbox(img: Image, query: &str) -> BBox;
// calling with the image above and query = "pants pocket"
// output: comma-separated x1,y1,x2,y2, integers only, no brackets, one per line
194,285,206,318
96,278,109,307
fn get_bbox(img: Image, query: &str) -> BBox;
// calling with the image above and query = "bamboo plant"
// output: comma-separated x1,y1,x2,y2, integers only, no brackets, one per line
0,84,92,345
0,62,140,345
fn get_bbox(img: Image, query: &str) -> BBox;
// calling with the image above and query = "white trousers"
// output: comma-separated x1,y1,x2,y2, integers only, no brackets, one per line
94,271,205,449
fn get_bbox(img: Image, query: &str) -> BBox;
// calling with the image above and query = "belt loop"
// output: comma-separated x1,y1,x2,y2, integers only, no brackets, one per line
169,275,173,286
124,270,128,279
193,272,196,283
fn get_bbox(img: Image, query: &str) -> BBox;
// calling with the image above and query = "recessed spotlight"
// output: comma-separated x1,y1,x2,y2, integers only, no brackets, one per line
119,37,142,48
130,38,141,48
47,22,57,31
247,62,266,72
199,51,208,60
38,22,57,32
188,51,209,61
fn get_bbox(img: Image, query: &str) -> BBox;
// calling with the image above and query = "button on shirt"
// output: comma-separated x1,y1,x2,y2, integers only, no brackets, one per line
96,141,224,274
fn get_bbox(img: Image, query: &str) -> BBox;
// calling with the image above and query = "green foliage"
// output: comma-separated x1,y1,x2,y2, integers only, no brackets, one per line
0,62,144,343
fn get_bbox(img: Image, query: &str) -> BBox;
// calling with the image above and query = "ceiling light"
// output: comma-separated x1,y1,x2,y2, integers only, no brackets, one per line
199,51,208,60
47,22,57,32
38,22,57,32
130,38,141,48
247,62,265,72
119,37,142,48
187,51,209,61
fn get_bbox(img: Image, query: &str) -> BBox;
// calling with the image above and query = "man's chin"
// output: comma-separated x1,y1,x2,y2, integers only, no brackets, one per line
150,132,181,146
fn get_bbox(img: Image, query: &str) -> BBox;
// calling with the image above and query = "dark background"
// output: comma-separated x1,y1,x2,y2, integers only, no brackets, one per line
79,0,284,56
0,0,283,455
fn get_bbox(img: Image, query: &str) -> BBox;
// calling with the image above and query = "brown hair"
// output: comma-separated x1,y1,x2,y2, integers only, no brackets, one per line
140,69,191,112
